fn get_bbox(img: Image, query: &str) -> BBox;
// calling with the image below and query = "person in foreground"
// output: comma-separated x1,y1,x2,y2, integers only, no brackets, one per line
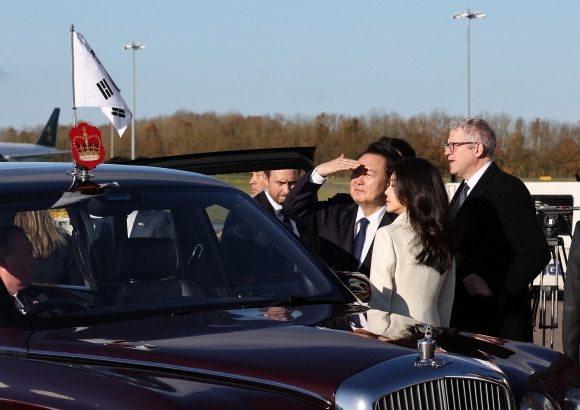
282,140,401,277
368,157,455,327
446,118,550,342
0,226,37,314
254,168,316,250
14,210,83,286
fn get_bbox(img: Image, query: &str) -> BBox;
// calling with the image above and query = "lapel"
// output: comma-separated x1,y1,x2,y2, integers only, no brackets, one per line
130,211,149,237
381,212,396,228
450,180,466,209
467,161,499,200
358,211,394,276
345,206,393,252
255,192,276,216
452,162,500,230
20,289,49,312
341,203,359,252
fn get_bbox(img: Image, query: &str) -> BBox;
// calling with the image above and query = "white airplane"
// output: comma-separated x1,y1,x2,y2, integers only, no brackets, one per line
0,108,70,161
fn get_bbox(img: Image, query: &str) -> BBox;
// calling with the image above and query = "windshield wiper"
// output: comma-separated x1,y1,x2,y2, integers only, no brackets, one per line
269,294,306,308
268,294,344,308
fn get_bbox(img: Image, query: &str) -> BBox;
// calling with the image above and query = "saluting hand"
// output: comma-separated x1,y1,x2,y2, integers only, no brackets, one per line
316,154,361,178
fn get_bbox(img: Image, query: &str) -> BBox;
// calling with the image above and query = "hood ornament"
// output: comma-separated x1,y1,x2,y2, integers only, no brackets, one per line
415,325,453,368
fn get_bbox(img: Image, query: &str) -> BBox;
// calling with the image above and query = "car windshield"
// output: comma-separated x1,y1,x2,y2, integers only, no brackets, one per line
1,183,345,323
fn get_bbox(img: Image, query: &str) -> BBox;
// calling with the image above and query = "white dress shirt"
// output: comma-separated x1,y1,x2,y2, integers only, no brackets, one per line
354,206,386,269
264,191,299,236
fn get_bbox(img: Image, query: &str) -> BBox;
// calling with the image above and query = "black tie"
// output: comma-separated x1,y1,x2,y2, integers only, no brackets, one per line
451,182,469,218
352,218,370,270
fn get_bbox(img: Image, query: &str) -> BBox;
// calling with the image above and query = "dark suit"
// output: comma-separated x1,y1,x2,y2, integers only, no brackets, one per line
282,169,394,277
563,221,580,362
254,191,316,251
130,210,174,238
15,288,49,314
33,235,84,286
450,162,550,342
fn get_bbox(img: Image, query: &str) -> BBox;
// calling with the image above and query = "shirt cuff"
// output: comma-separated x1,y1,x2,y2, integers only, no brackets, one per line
310,167,327,185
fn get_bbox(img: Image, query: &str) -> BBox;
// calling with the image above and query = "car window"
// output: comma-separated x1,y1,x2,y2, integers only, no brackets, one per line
0,184,343,323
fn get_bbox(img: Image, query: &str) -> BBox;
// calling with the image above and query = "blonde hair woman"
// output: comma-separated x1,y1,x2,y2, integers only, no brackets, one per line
14,210,83,285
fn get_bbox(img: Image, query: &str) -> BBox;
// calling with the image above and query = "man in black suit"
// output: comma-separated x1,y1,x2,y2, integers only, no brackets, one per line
255,169,300,234
254,169,316,250
563,221,580,362
447,118,550,342
128,210,174,238
282,140,401,277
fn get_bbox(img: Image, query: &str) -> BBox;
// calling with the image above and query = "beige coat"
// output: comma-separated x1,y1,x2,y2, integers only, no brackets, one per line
368,212,455,327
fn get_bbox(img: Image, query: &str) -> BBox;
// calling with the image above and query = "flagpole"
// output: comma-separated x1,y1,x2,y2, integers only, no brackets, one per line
69,28,132,139
70,24,77,128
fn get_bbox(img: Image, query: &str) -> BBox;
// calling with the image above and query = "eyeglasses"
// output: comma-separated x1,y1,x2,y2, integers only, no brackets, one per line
444,141,476,152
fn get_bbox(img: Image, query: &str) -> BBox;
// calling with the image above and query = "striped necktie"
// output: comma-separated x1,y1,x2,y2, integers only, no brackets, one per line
451,182,469,218
352,218,370,270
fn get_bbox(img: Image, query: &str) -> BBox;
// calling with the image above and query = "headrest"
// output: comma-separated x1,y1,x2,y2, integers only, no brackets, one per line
115,238,178,282
87,195,139,217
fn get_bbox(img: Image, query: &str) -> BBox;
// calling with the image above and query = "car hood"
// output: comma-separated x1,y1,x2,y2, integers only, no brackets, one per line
27,305,407,404
26,304,572,406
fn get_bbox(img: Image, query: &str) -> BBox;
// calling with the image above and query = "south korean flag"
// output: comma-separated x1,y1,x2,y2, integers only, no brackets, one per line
72,30,133,137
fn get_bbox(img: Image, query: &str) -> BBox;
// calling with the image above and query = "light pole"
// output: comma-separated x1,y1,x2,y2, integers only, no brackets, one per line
123,42,146,159
452,9,486,118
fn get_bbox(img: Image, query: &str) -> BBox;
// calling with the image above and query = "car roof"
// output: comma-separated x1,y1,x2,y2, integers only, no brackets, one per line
118,146,316,174
0,146,316,198
0,162,232,198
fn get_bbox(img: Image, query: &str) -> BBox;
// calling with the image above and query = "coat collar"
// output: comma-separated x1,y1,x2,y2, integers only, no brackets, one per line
468,161,500,198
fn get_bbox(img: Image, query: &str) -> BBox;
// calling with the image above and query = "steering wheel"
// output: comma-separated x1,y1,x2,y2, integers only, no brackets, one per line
26,297,90,317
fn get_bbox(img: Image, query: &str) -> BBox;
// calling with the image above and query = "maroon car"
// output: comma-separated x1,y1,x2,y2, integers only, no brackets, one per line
0,153,577,409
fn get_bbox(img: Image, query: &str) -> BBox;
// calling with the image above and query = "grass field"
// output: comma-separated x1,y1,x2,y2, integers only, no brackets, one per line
215,173,349,201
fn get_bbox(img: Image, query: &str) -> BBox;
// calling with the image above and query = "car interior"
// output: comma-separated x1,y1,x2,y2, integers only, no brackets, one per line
1,184,341,320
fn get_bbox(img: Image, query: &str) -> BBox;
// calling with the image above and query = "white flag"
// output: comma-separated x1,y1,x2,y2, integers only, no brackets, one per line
72,31,132,137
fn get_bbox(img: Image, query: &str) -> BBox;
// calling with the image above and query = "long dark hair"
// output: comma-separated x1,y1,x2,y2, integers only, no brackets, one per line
387,157,453,273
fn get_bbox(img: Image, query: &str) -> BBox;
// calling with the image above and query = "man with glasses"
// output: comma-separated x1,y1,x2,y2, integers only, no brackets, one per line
445,118,549,342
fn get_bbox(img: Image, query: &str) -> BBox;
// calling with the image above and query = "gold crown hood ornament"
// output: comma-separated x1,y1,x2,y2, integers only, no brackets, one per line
68,122,105,170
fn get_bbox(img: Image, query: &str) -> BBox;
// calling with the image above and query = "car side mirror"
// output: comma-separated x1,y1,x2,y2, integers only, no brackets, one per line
337,271,372,303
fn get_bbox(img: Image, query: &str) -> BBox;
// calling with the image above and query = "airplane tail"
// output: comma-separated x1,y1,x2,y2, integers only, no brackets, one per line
35,108,60,147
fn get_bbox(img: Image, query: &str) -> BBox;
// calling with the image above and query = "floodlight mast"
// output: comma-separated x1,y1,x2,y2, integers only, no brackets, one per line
123,42,146,160
452,10,486,118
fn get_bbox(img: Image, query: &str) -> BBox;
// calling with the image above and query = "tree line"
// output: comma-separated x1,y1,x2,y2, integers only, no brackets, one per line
2,110,580,180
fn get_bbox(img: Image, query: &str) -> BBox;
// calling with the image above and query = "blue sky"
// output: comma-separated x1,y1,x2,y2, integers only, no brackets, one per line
1,1,579,133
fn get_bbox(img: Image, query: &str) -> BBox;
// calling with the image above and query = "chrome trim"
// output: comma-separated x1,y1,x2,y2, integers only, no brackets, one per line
336,353,515,410
416,325,453,368
27,349,331,407
564,386,580,409
0,347,29,359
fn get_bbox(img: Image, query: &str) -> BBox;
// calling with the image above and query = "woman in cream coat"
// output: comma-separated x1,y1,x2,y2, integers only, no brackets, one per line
369,157,455,327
